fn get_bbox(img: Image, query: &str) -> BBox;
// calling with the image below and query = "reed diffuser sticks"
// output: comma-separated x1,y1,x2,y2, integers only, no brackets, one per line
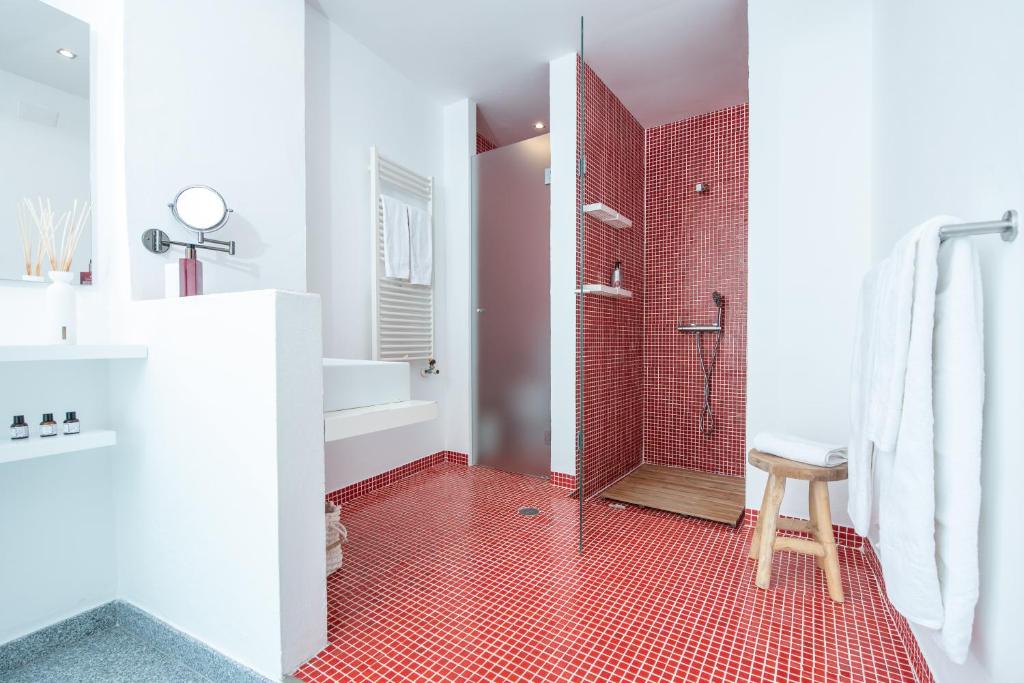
16,201,33,276
57,200,91,272
19,197,91,274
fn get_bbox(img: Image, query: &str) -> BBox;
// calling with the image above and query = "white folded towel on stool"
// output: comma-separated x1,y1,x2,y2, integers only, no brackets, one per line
752,432,849,467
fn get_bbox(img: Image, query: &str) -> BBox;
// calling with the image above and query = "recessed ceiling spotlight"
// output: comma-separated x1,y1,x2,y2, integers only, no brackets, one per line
534,121,545,129
56,48,77,59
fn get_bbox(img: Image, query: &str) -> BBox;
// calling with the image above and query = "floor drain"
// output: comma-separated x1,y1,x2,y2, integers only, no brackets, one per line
518,506,541,517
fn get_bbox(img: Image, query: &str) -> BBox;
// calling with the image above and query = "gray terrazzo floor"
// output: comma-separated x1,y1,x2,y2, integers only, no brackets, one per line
1,626,213,683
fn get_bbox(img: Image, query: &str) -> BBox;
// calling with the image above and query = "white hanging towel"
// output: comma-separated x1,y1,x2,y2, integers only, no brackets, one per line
848,220,931,534
849,215,984,661
408,204,432,285
751,432,847,467
932,239,983,663
381,194,410,280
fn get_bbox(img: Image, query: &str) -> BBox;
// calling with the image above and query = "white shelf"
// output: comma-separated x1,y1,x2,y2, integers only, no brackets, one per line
0,430,117,465
0,345,148,363
576,284,633,299
584,203,632,229
324,400,438,442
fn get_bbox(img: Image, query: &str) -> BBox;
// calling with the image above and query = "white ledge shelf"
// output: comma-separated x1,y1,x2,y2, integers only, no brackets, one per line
0,345,148,363
584,203,632,229
1,430,117,466
324,400,438,442
576,284,633,299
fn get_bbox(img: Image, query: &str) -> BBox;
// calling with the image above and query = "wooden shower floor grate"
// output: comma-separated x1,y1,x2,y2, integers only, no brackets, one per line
600,464,745,526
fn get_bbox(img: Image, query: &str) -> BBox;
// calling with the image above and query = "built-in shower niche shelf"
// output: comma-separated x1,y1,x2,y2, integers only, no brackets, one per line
584,203,632,229
577,284,633,299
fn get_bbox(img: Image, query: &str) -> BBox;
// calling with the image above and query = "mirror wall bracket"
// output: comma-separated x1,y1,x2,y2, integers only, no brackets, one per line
197,233,236,255
141,229,234,256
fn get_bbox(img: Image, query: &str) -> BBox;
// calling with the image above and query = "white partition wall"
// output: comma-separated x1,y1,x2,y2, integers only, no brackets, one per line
111,290,325,679
548,53,578,479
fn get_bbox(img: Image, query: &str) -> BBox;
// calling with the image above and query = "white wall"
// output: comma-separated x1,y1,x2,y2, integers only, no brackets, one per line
872,2,1023,680
123,0,307,300
0,0,127,645
0,362,116,643
746,0,872,525
441,99,474,458
305,6,465,491
111,291,325,680
548,53,578,476
0,68,91,281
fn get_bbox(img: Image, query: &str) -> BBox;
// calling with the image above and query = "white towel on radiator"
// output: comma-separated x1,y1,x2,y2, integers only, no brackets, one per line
407,205,432,285
752,432,847,467
849,215,984,662
381,194,410,280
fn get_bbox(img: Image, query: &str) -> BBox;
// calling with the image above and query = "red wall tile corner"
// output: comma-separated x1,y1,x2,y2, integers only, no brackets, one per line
476,132,497,154
643,103,749,477
578,62,646,497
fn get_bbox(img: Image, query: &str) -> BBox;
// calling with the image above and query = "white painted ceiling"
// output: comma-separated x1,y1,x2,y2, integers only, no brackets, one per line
315,0,747,145
0,0,89,97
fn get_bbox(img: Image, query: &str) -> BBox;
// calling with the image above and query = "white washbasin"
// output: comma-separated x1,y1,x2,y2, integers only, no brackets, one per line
323,358,410,412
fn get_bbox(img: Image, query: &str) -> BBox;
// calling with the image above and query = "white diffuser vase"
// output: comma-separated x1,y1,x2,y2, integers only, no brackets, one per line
45,270,77,344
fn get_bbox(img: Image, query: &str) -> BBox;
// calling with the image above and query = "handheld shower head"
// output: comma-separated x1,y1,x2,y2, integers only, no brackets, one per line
712,291,723,307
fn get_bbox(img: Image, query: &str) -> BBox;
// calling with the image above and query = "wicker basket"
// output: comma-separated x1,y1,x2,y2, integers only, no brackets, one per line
326,501,347,576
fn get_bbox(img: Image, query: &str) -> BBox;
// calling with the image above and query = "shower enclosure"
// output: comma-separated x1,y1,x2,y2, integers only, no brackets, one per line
470,16,747,552
574,16,749,550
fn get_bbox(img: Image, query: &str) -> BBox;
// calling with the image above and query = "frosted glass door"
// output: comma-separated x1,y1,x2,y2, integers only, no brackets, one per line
472,134,551,477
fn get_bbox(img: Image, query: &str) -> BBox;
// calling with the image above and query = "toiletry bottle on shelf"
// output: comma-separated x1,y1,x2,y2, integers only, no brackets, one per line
40,413,58,438
611,260,623,289
63,412,80,435
179,245,203,297
10,415,29,440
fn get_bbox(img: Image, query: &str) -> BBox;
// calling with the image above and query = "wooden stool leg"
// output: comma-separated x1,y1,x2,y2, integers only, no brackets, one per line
755,473,786,590
810,480,844,603
808,484,824,570
749,477,772,559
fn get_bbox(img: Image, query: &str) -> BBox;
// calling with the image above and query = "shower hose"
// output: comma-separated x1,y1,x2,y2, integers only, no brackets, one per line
695,330,722,436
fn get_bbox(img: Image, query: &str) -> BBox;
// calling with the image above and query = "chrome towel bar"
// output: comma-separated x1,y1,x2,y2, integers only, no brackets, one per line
939,209,1017,242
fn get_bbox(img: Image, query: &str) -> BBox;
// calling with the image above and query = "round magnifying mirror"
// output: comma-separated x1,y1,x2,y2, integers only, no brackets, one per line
170,185,231,233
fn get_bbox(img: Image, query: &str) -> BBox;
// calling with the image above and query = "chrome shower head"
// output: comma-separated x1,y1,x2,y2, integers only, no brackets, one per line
712,291,723,307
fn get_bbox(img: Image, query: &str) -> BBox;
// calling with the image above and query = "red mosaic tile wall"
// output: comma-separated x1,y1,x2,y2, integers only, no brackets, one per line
326,451,468,506
578,63,646,498
476,132,497,154
549,471,577,490
643,104,749,477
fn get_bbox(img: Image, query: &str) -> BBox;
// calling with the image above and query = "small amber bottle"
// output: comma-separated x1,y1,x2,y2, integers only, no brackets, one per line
40,413,58,437
10,415,28,440
63,411,80,435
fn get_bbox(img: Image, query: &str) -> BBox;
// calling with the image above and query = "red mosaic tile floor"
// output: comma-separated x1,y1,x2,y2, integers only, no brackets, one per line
295,464,922,683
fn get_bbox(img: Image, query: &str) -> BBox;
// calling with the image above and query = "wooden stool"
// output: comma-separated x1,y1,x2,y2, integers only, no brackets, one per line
747,449,848,603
